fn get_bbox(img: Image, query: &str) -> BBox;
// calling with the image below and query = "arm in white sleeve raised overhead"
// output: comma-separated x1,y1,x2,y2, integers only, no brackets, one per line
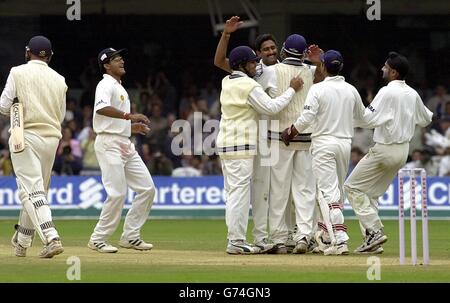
0,73,16,116
247,85,295,116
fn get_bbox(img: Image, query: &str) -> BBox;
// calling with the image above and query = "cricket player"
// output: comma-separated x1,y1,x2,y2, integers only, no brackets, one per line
0,35,66,258
257,34,322,254
214,16,279,252
88,47,155,253
217,45,303,254
281,50,366,255
344,52,433,253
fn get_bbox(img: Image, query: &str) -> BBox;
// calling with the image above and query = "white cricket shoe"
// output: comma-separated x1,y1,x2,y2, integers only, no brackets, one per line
226,240,259,255
354,245,384,254
323,242,349,256
119,239,153,251
355,229,388,253
39,238,64,258
292,237,308,254
254,239,275,254
88,241,118,253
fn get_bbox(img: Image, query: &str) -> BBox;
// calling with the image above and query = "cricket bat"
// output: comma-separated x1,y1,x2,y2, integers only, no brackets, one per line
10,97,24,153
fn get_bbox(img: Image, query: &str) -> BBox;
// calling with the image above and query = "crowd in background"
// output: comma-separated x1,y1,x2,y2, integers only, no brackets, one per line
1,53,449,177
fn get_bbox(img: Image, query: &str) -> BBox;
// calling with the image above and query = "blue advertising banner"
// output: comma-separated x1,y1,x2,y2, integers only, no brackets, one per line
0,176,226,210
1,176,450,218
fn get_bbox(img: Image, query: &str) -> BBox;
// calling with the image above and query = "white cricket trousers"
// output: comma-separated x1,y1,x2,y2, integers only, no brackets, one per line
11,131,60,246
221,157,253,241
311,136,351,244
90,134,155,243
344,142,409,232
251,133,270,243
269,146,316,244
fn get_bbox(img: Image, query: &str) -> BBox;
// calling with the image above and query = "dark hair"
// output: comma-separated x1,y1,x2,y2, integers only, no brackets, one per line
253,34,277,52
386,52,409,80
326,64,342,76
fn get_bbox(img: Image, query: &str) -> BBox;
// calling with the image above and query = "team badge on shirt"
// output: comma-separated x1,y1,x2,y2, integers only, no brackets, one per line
120,95,125,102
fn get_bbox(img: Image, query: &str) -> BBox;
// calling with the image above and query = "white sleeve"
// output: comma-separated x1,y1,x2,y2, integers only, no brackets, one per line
94,81,112,112
248,85,295,115
362,87,392,128
0,72,16,116
293,87,319,133
255,65,279,97
352,88,367,128
60,84,68,124
414,93,433,127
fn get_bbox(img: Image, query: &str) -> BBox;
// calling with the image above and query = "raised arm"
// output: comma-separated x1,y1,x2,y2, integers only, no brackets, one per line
306,44,325,83
213,16,243,73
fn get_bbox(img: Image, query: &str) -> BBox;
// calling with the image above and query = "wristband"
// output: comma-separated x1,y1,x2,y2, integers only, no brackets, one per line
123,112,131,120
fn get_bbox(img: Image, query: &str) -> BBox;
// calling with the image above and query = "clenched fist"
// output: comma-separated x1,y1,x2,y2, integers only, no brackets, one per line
280,125,299,146
289,76,304,91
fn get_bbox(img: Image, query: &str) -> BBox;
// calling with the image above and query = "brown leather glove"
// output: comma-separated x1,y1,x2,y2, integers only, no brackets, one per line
280,125,299,146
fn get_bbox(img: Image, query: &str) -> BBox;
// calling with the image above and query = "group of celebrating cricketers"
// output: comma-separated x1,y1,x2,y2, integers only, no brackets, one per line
214,16,433,255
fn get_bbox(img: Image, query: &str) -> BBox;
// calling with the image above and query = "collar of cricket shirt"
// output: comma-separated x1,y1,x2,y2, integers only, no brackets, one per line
388,80,406,86
324,75,345,82
229,70,248,79
282,57,303,66
28,60,48,66
103,73,122,84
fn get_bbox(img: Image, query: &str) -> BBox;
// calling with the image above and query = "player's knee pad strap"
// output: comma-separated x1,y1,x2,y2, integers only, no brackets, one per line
16,224,35,236
332,224,347,232
31,191,48,209
40,221,55,230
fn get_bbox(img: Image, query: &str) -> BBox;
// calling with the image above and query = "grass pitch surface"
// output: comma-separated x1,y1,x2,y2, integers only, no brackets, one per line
0,219,449,282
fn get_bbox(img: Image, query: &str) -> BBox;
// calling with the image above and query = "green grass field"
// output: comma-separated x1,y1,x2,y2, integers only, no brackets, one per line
0,219,449,282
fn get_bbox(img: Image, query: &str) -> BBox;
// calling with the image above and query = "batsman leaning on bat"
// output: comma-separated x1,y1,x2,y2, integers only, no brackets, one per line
0,35,67,258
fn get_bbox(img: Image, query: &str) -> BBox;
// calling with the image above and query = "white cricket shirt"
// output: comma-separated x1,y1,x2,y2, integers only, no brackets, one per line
93,74,131,137
363,80,433,144
293,76,365,139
